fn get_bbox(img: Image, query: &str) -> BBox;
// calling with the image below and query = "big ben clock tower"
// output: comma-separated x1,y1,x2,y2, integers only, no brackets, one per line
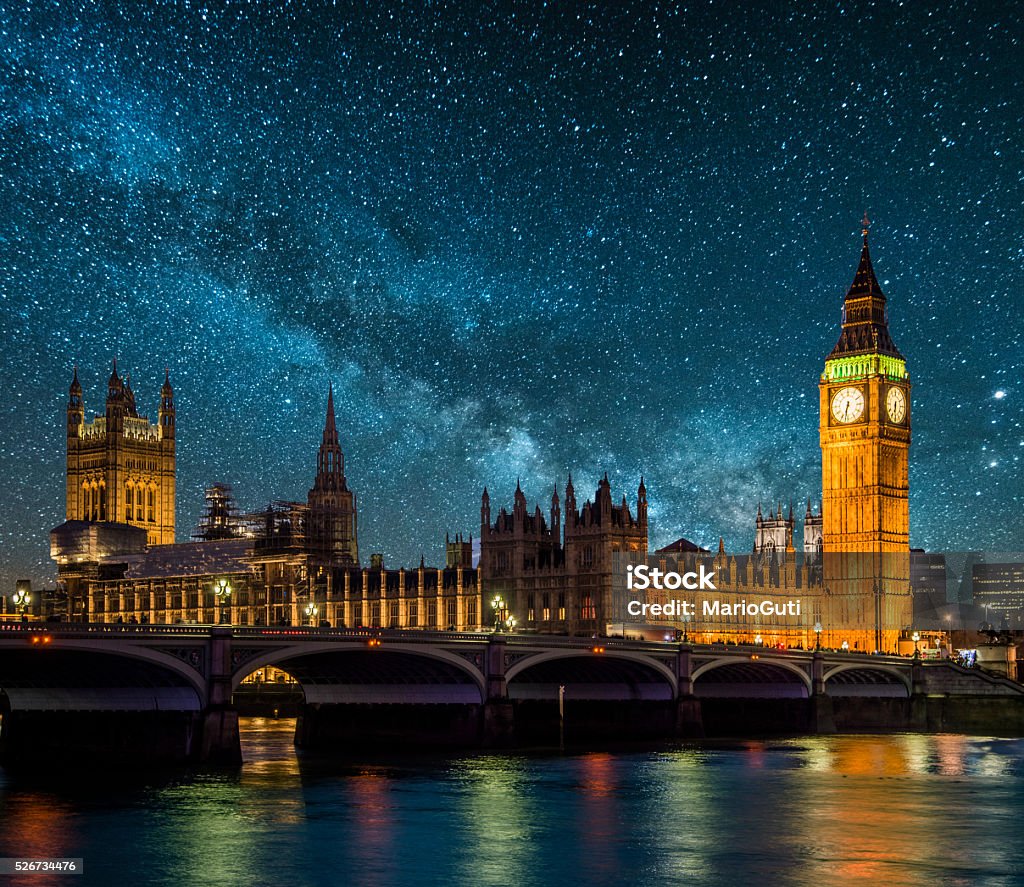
819,216,911,653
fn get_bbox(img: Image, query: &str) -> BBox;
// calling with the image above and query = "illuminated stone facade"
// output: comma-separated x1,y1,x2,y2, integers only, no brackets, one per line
65,363,176,546
55,389,483,629
478,474,649,635
76,536,480,630
488,226,914,652
50,227,913,647
819,218,912,652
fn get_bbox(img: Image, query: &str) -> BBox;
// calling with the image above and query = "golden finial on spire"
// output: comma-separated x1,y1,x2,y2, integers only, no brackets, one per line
861,212,870,243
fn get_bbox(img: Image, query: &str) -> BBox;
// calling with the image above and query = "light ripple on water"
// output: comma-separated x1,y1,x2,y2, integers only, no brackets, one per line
0,720,1021,887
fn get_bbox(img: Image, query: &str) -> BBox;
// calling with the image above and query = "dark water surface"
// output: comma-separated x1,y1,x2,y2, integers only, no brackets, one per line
1,718,1023,886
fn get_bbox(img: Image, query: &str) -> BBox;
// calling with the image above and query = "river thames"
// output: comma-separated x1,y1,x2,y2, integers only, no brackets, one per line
1,718,1023,886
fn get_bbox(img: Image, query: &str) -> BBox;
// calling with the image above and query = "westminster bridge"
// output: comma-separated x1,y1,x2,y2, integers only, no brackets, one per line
1,623,1023,763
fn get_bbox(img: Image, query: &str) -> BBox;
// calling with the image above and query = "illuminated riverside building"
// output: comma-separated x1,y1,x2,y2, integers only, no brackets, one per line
65,362,176,546
653,223,911,651
56,531,480,629
48,224,912,647
602,503,823,648
818,218,912,652
478,474,649,635
52,384,482,629
481,223,914,651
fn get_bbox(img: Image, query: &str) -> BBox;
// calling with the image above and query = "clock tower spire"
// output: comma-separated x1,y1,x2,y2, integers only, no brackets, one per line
827,214,903,363
819,219,912,653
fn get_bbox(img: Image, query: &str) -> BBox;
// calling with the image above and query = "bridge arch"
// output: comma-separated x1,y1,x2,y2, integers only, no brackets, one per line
505,650,678,701
0,642,206,710
231,642,487,704
692,656,812,698
823,663,911,697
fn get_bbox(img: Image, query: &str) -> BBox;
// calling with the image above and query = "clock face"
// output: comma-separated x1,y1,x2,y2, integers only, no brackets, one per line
831,386,865,424
886,386,907,423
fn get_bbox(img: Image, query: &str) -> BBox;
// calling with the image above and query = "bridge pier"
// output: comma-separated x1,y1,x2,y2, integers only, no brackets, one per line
294,704,318,748
907,659,931,731
482,634,515,746
675,696,704,738
811,651,836,734
197,627,242,764
675,645,704,737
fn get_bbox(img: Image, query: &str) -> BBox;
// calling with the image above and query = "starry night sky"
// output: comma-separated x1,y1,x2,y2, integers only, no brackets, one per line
2,2,1022,588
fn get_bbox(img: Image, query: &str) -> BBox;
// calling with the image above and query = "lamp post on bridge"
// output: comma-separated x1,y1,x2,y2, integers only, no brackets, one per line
214,578,232,624
11,587,30,622
305,601,319,628
490,595,515,632
814,621,822,652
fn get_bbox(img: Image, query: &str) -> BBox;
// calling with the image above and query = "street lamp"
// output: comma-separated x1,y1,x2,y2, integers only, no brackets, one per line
682,613,691,643
912,630,921,658
305,601,319,627
214,578,232,624
754,633,763,647
814,621,822,651
491,595,506,631
11,587,30,621
841,640,850,652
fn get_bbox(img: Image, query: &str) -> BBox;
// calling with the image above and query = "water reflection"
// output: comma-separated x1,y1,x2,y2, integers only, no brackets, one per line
779,735,1022,887
342,768,399,880
239,716,302,780
2,723,1024,886
0,791,77,887
451,756,535,886
571,753,624,881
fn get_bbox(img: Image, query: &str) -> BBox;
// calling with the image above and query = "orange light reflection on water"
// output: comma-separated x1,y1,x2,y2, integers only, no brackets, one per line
790,735,1004,887
0,792,77,887
346,767,397,871
577,752,622,881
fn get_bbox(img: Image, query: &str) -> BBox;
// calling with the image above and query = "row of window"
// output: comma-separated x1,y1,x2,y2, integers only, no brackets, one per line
92,596,481,629
493,545,597,575
125,458,159,472
124,485,157,523
526,592,595,621
80,483,159,523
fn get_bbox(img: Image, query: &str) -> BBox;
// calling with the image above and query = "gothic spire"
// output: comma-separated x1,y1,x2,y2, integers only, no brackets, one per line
325,382,337,436
846,213,884,302
312,385,345,490
107,358,122,392
827,217,903,360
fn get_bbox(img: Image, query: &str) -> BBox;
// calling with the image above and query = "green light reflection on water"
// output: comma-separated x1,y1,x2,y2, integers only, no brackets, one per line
448,755,537,887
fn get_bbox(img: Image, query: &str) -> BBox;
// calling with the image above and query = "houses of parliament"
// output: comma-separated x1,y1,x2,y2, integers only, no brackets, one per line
51,222,913,651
